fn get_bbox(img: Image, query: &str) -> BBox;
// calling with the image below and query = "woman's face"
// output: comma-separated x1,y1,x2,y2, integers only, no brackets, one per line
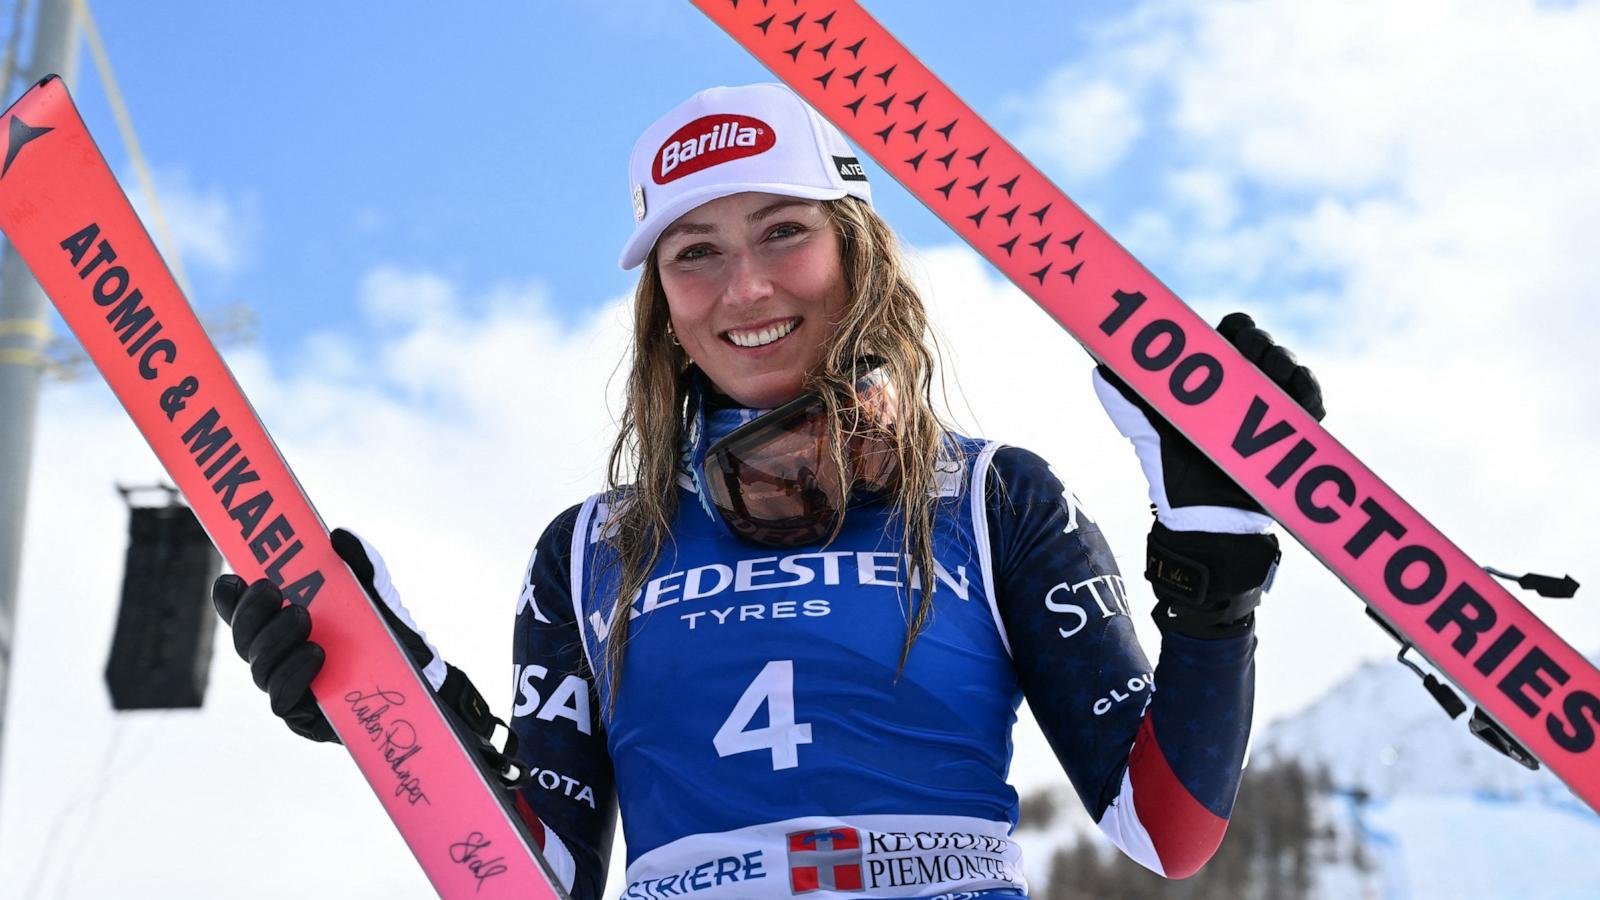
655,192,849,409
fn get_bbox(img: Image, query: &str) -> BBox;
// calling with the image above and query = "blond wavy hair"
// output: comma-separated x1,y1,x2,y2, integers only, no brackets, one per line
598,196,953,714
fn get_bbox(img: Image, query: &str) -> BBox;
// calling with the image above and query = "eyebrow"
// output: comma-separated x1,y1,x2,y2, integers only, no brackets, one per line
658,199,819,244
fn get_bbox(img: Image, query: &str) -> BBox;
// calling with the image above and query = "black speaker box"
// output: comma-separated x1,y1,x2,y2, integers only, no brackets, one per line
104,504,222,710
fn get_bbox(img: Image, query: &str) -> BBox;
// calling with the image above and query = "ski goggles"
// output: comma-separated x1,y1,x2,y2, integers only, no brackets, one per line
702,365,900,547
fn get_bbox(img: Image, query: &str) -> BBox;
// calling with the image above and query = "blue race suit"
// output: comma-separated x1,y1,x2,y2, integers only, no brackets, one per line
507,404,1256,899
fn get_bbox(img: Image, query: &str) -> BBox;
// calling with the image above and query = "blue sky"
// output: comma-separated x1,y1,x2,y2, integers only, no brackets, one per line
70,2,1125,343
6,1,1600,896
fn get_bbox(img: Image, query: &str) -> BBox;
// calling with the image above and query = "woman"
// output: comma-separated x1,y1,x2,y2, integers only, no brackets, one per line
216,83,1323,899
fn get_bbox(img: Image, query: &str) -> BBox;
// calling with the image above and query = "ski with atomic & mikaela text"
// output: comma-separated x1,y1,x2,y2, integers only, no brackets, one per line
0,76,568,900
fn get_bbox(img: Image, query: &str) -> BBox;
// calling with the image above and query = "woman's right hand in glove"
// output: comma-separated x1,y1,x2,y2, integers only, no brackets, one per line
212,573,339,742
211,528,448,744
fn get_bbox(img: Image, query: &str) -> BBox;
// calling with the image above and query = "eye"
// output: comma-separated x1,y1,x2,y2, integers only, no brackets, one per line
766,222,806,241
672,243,715,262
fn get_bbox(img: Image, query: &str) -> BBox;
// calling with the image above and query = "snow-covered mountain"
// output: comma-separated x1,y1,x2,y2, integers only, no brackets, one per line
1252,651,1600,900
1017,650,1600,899
1252,654,1583,805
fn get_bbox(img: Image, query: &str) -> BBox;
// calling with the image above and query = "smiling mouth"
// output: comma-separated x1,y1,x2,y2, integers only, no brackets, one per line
723,317,800,349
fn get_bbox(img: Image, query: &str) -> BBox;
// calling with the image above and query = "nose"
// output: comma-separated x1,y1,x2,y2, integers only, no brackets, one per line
723,249,775,307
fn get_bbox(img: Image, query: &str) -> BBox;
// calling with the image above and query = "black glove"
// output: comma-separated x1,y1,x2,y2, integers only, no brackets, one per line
214,527,442,743
212,572,338,742
213,529,523,780
1093,312,1325,638
212,528,451,744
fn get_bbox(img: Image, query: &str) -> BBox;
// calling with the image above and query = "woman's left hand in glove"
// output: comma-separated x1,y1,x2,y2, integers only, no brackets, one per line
1093,312,1325,638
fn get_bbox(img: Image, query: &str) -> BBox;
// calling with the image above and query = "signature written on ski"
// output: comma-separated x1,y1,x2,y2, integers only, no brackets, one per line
348,688,431,806
56,221,327,607
1098,287,1600,761
449,832,510,891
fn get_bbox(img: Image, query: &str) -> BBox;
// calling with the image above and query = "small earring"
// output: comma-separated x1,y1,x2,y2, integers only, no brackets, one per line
666,321,681,347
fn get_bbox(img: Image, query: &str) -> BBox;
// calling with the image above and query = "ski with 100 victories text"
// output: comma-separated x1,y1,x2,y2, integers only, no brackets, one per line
0,76,568,900
688,0,1600,812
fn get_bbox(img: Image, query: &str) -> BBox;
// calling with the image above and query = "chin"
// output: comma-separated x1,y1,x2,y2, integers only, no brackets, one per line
724,373,807,410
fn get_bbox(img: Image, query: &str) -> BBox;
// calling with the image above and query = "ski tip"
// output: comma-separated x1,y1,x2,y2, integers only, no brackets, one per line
1,74,60,120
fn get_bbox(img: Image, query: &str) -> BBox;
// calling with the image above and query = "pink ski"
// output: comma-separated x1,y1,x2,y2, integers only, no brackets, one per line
0,77,566,899
691,0,1600,812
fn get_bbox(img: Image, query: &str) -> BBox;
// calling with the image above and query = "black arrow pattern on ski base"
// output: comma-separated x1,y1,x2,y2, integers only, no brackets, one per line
719,0,1088,295
3,115,54,178
700,2,1600,814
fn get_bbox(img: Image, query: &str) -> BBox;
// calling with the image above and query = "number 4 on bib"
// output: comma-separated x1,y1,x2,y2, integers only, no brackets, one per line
714,660,813,770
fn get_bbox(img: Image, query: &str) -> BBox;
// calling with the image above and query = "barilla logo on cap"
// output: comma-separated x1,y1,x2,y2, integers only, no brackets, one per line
653,114,775,184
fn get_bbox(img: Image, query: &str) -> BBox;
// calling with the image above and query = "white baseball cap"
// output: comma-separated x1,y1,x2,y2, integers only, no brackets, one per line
619,83,873,270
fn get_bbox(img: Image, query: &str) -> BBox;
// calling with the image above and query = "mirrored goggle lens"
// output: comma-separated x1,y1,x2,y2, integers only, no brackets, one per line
704,373,899,547
705,398,843,546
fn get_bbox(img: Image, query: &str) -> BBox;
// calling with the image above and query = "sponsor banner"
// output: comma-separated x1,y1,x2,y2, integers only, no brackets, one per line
622,814,1025,899
585,549,973,644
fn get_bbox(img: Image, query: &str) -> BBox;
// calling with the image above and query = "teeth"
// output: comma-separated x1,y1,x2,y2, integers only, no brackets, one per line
728,319,797,348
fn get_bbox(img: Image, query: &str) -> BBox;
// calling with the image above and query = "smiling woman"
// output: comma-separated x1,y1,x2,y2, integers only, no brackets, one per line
212,82,1326,899
654,192,850,409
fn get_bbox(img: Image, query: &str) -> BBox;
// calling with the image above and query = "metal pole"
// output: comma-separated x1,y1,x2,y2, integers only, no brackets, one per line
0,0,80,807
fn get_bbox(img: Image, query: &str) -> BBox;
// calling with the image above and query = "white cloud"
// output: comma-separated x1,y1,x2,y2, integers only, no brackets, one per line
1169,0,1600,195
1165,167,1238,231
1014,75,1146,181
126,167,259,279
358,266,459,328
